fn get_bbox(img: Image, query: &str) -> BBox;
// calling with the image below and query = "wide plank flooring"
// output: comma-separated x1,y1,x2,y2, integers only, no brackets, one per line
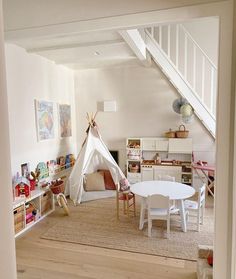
16,204,197,279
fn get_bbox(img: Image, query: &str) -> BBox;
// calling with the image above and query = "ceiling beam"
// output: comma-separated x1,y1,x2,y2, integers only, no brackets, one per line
27,39,125,53
52,55,137,65
119,29,148,64
4,2,226,42
62,58,139,69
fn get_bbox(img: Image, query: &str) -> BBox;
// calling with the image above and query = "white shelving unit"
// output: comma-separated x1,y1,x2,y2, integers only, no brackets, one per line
13,188,54,238
126,137,193,185
126,138,142,184
13,166,73,237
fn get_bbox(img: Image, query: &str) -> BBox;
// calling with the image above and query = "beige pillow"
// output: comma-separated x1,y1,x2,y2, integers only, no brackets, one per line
84,172,105,191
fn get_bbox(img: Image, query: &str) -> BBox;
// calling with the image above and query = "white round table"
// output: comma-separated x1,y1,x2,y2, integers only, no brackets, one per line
131,180,195,232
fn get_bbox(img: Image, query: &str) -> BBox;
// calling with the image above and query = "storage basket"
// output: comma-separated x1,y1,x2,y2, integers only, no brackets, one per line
129,164,139,173
176,125,189,138
165,129,176,138
50,180,64,194
13,205,24,234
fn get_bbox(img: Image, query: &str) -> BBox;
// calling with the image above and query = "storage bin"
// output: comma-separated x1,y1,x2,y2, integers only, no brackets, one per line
165,129,176,138
41,190,52,202
176,125,189,138
13,205,24,234
128,164,140,173
14,221,25,234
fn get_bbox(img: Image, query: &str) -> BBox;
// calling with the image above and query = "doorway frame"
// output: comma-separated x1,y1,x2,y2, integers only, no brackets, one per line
1,1,235,278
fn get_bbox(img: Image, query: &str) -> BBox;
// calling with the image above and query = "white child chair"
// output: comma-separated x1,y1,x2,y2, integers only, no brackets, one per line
184,183,206,231
156,174,178,212
156,174,175,182
147,194,171,238
139,175,177,231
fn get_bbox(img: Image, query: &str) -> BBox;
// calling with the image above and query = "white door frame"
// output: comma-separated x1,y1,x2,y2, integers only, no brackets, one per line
1,1,235,278
230,1,236,276
0,0,17,278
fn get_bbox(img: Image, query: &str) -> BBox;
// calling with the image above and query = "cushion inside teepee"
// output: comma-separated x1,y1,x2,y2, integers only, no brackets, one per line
98,169,116,190
84,172,106,191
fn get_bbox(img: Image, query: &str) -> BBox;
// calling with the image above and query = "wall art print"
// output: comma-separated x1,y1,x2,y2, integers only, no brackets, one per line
59,104,72,137
35,100,55,141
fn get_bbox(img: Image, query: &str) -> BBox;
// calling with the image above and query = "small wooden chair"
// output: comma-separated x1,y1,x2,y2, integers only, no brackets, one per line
116,190,136,219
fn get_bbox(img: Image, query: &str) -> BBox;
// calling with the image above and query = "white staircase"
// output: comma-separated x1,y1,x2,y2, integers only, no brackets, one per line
144,24,217,137
121,25,217,137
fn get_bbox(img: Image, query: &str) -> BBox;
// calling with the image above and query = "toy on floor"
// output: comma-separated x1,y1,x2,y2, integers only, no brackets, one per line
50,179,69,216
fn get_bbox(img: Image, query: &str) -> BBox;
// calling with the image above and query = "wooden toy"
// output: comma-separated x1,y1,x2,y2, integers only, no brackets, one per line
14,177,31,198
36,162,49,179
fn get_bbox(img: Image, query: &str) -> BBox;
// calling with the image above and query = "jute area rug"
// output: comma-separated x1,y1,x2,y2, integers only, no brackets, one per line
41,197,214,261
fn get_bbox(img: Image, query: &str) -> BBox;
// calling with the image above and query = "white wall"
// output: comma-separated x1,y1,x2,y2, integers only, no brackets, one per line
5,44,76,175
74,64,215,172
183,17,219,66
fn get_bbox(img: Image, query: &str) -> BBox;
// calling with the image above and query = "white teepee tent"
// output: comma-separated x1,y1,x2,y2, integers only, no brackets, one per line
67,114,126,205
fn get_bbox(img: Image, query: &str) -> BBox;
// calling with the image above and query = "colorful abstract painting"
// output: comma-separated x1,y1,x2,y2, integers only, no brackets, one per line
35,100,55,141
59,104,72,137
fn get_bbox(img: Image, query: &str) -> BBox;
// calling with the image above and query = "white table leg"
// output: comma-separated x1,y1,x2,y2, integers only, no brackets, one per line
139,197,146,230
177,199,187,232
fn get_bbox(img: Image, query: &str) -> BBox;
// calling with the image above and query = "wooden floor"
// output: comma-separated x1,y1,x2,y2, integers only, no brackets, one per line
16,205,197,279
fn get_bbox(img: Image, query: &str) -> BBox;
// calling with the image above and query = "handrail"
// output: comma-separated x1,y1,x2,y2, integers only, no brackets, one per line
179,24,217,70
143,23,217,135
144,24,217,118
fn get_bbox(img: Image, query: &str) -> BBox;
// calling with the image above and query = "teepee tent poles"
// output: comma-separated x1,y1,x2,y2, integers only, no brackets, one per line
66,113,126,205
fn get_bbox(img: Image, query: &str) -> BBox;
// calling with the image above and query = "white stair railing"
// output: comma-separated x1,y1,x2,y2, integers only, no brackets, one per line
145,24,217,120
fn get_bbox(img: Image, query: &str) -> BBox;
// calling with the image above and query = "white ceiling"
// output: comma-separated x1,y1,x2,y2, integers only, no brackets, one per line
8,30,139,70
3,1,220,70
3,23,141,70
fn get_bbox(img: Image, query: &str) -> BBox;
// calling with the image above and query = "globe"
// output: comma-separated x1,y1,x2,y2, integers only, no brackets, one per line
180,104,193,117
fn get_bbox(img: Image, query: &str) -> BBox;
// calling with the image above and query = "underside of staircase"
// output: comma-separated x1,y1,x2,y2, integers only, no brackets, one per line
120,25,217,138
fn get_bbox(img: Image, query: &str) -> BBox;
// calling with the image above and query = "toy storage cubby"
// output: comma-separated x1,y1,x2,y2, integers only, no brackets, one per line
12,160,73,237
13,205,24,235
181,163,192,185
126,138,142,184
25,197,40,227
13,188,55,237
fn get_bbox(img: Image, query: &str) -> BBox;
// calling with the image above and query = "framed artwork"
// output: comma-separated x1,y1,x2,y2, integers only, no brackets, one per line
35,100,55,141
59,104,72,137
21,162,30,178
